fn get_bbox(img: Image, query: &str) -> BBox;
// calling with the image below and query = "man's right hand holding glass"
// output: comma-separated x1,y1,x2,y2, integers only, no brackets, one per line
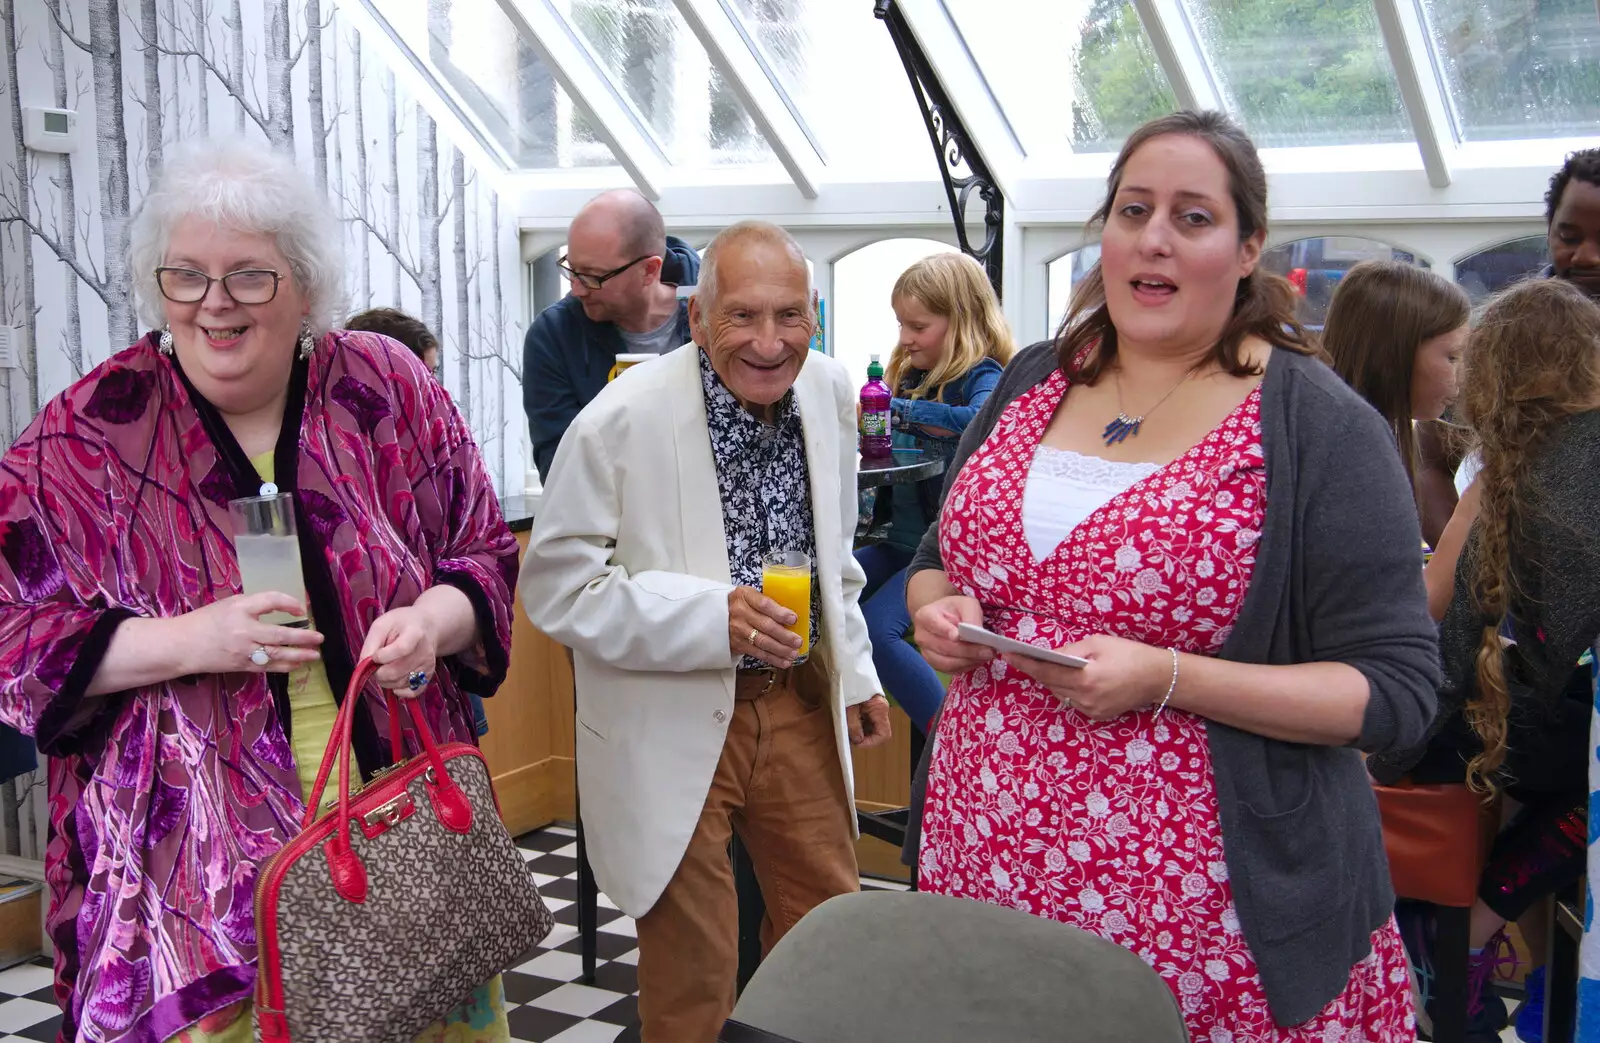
728,586,801,669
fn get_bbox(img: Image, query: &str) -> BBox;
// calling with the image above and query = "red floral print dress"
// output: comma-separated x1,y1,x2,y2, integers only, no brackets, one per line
919,370,1414,1041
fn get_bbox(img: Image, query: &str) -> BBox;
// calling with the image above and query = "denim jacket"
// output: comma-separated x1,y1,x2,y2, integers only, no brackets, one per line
881,358,1004,550
891,358,1004,446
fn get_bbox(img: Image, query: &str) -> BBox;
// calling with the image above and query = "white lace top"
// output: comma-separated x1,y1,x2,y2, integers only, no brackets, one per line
1022,445,1161,561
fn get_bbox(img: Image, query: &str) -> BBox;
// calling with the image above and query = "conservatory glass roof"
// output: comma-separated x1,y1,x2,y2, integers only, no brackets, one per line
359,0,1600,201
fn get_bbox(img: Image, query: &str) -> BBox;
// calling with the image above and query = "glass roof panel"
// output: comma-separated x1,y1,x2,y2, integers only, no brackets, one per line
565,0,778,166
945,0,1177,155
1182,0,1413,148
1421,0,1600,141
724,0,932,173
370,0,619,168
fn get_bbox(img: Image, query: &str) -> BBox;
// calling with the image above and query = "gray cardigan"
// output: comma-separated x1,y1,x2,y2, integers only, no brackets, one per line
907,341,1440,1027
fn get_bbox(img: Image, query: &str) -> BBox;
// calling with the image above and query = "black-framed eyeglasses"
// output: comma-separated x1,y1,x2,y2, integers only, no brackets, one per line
155,266,282,305
556,255,652,291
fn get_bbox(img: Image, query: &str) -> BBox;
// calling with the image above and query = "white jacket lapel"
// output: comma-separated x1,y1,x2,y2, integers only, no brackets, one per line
796,362,841,642
668,346,733,587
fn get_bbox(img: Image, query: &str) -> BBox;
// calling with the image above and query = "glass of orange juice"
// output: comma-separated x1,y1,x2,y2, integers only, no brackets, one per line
761,550,811,657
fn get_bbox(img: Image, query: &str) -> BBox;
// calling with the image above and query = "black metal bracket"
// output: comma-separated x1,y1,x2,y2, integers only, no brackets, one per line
874,0,1004,298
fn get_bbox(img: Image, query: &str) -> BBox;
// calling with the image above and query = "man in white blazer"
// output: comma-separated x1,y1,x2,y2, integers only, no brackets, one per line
520,220,891,1042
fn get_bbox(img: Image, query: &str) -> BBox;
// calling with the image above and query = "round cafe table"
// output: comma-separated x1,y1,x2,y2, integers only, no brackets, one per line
857,451,946,544
858,450,945,489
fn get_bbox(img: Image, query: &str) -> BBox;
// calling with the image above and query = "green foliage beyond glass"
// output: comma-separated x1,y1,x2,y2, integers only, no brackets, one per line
1072,1,1178,151
1074,0,1408,151
1423,0,1600,140
1072,0,1600,151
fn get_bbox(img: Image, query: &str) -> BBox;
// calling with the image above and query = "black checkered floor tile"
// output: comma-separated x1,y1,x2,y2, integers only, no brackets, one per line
0,824,907,1043
0,957,65,1043
501,825,641,1042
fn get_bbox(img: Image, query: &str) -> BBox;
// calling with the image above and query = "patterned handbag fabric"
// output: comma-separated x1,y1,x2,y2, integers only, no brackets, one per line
255,658,553,1043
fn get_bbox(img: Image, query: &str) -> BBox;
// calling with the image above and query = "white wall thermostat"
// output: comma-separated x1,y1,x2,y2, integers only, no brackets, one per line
0,327,24,369
23,108,77,154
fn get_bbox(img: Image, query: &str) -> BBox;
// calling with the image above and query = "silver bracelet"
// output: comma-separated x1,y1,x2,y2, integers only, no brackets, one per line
1154,648,1179,718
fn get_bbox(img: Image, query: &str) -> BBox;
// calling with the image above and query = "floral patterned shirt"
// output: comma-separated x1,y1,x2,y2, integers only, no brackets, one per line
699,350,819,668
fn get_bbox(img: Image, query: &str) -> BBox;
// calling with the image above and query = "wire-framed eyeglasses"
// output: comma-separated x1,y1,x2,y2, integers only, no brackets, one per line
155,266,282,305
557,254,652,291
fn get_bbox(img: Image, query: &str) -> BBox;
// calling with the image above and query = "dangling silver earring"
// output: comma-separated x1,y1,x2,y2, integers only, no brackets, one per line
297,321,316,361
158,326,174,356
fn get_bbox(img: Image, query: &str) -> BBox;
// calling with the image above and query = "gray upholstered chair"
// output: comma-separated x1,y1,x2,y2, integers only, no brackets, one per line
720,890,1189,1043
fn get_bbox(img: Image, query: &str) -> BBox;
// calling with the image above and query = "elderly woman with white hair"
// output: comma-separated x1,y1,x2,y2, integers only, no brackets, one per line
0,139,518,1042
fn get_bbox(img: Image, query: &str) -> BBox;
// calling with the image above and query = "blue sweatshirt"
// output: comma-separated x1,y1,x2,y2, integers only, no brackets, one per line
523,237,701,480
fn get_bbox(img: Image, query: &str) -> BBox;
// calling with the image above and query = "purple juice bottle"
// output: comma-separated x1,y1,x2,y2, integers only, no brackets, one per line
859,354,892,458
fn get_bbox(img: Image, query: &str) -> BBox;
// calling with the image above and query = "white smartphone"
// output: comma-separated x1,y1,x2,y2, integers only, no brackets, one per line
956,623,1089,669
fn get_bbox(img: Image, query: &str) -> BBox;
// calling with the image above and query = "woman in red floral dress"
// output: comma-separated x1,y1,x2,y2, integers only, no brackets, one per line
908,112,1439,1040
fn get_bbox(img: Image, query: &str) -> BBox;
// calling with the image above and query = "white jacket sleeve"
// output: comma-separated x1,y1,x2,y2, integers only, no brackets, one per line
518,413,736,673
832,367,882,708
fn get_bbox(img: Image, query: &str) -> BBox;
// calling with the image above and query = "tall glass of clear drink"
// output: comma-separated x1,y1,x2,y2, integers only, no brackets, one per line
228,492,309,628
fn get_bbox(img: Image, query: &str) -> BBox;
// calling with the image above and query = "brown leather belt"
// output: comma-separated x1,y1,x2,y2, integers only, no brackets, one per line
734,667,794,700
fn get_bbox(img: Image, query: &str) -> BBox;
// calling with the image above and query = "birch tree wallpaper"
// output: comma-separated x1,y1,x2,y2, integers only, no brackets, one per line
0,0,529,495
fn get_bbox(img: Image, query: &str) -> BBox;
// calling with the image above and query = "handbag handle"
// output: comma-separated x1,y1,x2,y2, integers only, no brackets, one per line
300,657,476,904
300,662,420,825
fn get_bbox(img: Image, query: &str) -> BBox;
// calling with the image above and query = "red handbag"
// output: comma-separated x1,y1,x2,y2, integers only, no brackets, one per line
254,657,553,1042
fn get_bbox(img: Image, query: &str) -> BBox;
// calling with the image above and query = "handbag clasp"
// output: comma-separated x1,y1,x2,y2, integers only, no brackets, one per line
360,791,416,835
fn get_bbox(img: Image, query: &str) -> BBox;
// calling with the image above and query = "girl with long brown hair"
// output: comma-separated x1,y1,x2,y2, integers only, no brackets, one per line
905,110,1438,1039
1322,260,1471,540
1370,277,1600,1037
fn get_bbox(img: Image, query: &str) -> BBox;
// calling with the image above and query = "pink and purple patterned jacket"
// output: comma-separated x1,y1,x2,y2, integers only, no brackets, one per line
0,330,518,1042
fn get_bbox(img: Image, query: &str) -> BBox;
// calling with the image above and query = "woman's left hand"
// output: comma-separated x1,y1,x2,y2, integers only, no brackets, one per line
1003,634,1173,722
360,606,439,698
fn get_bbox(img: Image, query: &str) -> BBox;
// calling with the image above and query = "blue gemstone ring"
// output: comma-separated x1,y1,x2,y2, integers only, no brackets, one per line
406,670,428,691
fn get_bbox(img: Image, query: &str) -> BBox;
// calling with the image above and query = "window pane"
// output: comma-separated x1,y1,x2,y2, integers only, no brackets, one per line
1454,235,1548,302
568,0,777,166
532,246,571,312
1183,0,1412,147
832,239,960,386
1422,0,1600,140
411,0,617,167
945,0,1176,155
1047,245,1102,331
1260,237,1424,329
726,0,931,172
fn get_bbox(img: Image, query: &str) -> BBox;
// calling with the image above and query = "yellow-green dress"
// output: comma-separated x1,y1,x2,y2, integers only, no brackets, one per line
166,454,509,1043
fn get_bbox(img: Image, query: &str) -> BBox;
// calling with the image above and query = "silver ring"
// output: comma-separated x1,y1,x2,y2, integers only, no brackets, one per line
407,670,428,691
249,646,271,667
748,627,760,647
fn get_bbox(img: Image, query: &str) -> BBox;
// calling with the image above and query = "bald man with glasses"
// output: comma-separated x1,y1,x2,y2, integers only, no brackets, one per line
523,190,701,480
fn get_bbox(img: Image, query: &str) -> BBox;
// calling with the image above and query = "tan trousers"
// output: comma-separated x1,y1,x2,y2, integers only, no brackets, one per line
634,661,861,1042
